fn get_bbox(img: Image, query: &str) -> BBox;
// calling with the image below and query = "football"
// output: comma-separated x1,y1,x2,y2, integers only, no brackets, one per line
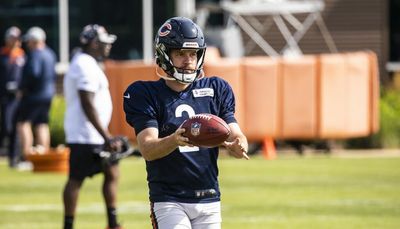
181,113,231,147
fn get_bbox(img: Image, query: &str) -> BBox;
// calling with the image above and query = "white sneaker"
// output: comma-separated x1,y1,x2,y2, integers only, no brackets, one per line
16,161,33,171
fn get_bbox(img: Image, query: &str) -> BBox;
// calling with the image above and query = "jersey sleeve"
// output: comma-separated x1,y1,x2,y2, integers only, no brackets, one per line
215,78,237,124
123,81,159,135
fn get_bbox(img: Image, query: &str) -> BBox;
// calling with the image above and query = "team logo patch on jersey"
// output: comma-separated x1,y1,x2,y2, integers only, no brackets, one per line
192,88,214,97
190,122,201,136
159,23,172,37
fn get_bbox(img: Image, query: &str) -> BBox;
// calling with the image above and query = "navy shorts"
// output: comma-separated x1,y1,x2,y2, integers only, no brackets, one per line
17,99,51,124
68,143,118,181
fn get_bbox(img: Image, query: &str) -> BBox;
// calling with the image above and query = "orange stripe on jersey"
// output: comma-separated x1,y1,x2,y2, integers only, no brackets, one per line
150,202,159,229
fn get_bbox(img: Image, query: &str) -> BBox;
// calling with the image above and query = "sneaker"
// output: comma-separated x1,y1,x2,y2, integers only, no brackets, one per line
16,161,33,171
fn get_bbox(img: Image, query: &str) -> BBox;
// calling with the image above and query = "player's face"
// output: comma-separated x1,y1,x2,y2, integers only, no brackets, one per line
99,42,112,58
170,49,198,73
5,36,21,48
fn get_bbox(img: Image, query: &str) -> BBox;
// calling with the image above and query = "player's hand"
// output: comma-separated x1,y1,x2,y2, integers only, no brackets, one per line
104,137,123,153
174,128,194,147
223,138,249,160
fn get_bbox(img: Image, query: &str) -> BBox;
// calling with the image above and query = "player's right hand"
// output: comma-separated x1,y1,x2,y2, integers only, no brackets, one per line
174,128,193,147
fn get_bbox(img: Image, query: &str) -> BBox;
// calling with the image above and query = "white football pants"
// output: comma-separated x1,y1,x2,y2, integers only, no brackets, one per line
151,201,221,229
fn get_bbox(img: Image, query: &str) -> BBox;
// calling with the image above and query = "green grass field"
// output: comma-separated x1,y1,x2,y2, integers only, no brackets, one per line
0,153,400,229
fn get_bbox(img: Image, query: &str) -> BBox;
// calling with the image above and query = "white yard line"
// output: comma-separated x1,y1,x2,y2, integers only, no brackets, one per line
0,201,149,213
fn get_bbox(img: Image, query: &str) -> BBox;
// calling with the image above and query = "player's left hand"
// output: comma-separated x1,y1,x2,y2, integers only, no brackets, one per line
223,138,249,160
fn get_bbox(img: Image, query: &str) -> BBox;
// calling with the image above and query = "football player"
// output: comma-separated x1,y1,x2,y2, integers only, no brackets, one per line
123,17,249,229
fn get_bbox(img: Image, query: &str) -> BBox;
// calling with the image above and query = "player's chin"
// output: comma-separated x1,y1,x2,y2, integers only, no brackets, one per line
177,69,195,74
104,51,111,57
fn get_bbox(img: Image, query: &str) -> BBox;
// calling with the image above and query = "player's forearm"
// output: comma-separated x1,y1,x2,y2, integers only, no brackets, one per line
138,134,179,161
228,123,248,151
136,127,181,161
137,127,191,161
84,106,111,141
225,123,249,159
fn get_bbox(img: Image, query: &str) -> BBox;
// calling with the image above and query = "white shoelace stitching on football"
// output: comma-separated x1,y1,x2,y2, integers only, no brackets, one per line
191,114,211,120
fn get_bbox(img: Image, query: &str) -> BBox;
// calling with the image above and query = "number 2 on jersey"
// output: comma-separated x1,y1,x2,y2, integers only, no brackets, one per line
175,104,199,152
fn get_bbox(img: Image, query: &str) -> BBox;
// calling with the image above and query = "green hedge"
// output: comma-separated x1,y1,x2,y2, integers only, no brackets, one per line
49,95,66,147
375,88,400,147
345,88,400,149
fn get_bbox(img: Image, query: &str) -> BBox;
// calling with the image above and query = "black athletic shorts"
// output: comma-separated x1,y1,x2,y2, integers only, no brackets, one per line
17,99,51,124
67,143,118,180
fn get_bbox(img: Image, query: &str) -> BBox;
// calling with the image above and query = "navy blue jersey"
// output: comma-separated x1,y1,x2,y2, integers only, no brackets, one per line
0,47,25,97
20,47,56,102
123,77,237,203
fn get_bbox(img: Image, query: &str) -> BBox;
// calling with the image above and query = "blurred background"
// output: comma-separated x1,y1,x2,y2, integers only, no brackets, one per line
1,0,400,154
0,0,397,73
1,1,400,228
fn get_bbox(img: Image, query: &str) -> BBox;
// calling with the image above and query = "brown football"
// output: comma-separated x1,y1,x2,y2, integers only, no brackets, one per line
181,113,231,147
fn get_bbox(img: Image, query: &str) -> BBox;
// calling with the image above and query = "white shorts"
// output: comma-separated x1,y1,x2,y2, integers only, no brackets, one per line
150,201,221,229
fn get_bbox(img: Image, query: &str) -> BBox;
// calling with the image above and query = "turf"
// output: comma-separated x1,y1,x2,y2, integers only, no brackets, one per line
0,153,399,229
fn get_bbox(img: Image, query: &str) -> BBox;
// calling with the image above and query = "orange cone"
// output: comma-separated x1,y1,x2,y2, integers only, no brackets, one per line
262,137,277,160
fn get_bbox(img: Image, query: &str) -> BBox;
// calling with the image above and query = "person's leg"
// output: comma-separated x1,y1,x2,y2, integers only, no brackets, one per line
7,117,19,167
63,144,92,229
103,164,120,228
189,202,221,229
34,123,50,151
17,121,33,155
31,100,51,152
7,98,20,167
15,99,34,156
63,178,84,229
0,99,7,148
151,202,191,229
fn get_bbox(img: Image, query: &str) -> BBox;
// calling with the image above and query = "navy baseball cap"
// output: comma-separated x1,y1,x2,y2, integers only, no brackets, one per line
80,24,117,45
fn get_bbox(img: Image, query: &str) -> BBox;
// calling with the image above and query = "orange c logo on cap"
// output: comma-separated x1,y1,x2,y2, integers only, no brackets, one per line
159,23,172,37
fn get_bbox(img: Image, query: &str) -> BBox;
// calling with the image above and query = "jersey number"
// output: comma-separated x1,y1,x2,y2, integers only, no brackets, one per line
175,104,199,152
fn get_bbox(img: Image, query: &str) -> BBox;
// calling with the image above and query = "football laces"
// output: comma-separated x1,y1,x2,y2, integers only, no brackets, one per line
191,114,211,120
